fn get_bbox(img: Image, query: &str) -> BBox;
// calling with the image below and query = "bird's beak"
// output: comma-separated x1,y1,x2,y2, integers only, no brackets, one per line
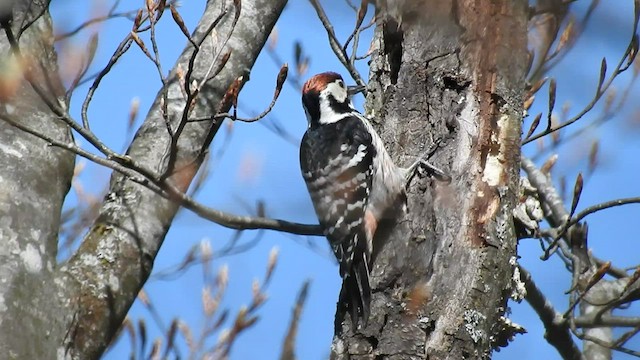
347,84,366,96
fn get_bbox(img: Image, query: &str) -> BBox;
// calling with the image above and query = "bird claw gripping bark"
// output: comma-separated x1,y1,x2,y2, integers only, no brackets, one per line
404,155,450,188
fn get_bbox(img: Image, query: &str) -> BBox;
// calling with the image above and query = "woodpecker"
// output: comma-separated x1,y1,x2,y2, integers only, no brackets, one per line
299,72,416,327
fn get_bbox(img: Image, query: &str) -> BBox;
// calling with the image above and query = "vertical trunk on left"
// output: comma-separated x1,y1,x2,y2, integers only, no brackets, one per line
0,2,76,357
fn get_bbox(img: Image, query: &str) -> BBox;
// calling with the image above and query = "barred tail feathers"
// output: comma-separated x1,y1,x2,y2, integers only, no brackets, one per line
340,231,371,328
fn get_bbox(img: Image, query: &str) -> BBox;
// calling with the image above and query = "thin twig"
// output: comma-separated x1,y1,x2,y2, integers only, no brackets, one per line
80,34,135,128
574,315,640,328
0,110,322,237
55,10,139,41
524,5,639,145
165,4,237,179
308,0,365,87
280,281,310,360
568,197,640,227
520,266,583,360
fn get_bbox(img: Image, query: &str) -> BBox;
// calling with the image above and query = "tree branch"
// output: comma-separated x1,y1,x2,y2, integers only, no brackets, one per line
307,0,365,87
520,266,583,360
1,105,322,237
0,2,76,357
53,1,289,357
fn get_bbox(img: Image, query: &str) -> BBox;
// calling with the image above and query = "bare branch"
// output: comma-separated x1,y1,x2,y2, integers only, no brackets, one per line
280,281,310,360
520,266,583,360
80,34,135,126
574,315,640,328
225,63,288,123
523,5,640,144
308,0,365,86
568,197,640,227
0,109,322,237
55,9,140,41
40,1,290,356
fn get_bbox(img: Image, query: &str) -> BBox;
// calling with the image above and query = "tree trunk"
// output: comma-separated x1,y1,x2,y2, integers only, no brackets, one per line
332,1,528,358
0,2,76,358
0,0,285,358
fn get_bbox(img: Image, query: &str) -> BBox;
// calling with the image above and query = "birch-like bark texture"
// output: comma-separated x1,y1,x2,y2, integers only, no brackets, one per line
0,0,286,358
0,2,76,357
331,1,527,358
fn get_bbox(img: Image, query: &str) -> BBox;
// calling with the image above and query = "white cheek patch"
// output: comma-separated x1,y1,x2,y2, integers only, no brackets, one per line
324,82,347,103
318,99,348,124
316,80,355,125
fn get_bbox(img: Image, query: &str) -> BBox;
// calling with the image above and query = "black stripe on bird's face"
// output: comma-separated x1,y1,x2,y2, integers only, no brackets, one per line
302,90,320,127
326,92,352,115
303,88,353,128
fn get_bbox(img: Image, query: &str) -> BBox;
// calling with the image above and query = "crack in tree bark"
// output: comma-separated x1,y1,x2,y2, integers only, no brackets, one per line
332,1,527,358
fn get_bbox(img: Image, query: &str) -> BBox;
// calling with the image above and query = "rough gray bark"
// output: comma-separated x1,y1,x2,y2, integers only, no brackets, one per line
0,0,285,358
331,1,527,358
0,2,76,358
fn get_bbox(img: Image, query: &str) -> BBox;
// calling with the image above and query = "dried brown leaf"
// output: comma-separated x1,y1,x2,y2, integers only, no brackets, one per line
138,318,147,353
274,63,288,99
133,9,143,30
130,31,150,57
527,77,548,98
629,34,639,72
598,57,607,91
170,5,191,39
294,41,302,70
138,289,150,306
178,320,195,352
157,0,167,15
220,76,243,111
242,315,258,329
623,267,640,294
146,0,155,16
555,19,575,54
524,94,535,111
165,319,178,355
356,0,368,28
540,154,558,175
547,78,556,129
212,310,229,331
570,173,583,217
524,113,542,140
149,338,161,360
202,286,218,317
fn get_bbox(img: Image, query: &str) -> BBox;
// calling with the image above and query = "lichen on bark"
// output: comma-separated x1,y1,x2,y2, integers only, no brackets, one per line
332,1,527,358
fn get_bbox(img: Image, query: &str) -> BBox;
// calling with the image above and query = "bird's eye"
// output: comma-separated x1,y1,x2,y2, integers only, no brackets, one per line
337,80,345,88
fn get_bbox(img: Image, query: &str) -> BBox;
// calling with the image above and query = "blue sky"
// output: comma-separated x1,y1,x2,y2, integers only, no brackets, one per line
49,1,640,359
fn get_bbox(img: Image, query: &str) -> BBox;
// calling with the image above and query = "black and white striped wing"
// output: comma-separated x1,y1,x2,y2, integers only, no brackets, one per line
300,115,377,326
299,116,375,275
